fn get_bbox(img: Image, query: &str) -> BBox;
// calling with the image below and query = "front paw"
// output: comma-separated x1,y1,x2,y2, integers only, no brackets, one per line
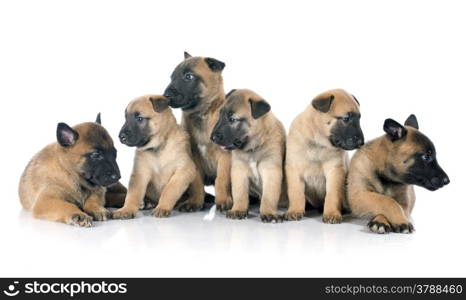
322,211,343,224
283,210,304,221
215,196,233,212
86,209,111,221
226,210,248,219
391,222,415,234
177,202,203,212
68,213,93,227
260,213,283,223
112,208,137,219
152,207,171,218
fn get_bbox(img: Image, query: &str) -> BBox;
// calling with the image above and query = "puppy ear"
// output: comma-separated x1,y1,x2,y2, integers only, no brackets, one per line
57,123,79,147
184,51,192,59
205,57,225,72
311,94,334,113
383,119,407,141
404,114,419,130
352,94,360,106
95,112,101,125
226,89,236,98
249,98,271,119
149,96,170,113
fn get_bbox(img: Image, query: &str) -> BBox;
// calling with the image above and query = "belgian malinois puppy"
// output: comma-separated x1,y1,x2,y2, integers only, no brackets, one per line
19,114,123,227
211,89,286,222
284,89,364,223
112,95,205,219
163,52,232,211
347,114,449,233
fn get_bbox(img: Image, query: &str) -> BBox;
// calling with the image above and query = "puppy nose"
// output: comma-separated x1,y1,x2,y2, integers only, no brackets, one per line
211,132,223,143
357,137,364,146
163,88,177,98
110,174,120,181
443,176,450,185
119,132,127,142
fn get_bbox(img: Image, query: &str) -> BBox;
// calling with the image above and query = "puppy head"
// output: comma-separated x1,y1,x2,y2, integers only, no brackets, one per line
119,95,171,148
163,52,225,111
56,114,120,187
383,114,450,191
311,89,364,150
211,89,270,151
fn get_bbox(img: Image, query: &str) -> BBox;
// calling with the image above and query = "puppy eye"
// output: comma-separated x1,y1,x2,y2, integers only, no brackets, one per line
421,153,433,163
340,116,350,122
136,116,145,123
90,152,103,160
228,117,239,123
184,73,194,81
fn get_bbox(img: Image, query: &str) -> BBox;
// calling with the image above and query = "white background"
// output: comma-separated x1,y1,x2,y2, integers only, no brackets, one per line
0,0,465,277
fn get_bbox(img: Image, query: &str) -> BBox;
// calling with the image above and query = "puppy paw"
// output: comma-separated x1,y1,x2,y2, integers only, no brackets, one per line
152,207,171,218
177,202,203,212
68,213,93,227
283,210,304,221
367,215,392,234
215,197,233,212
226,210,248,220
260,213,283,223
322,212,343,224
86,209,111,222
112,208,137,220
391,222,415,234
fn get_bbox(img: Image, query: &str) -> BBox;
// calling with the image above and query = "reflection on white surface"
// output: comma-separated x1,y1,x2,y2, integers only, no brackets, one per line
3,196,464,277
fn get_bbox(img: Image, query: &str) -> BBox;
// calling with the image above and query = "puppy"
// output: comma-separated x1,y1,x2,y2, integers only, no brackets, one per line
284,89,364,223
347,114,449,233
19,114,122,227
211,89,286,222
112,95,204,219
164,52,232,210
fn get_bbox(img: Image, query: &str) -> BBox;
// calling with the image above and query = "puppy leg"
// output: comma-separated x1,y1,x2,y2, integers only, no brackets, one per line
83,192,111,221
152,169,194,217
322,163,345,224
112,171,150,219
177,171,205,212
226,160,249,219
284,166,305,221
105,181,127,208
32,189,92,227
259,161,283,223
351,190,414,233
214,152,233,211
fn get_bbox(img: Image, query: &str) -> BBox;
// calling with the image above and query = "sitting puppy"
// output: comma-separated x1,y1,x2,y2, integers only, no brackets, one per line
284,89,364,223
347,114,449,233
112,95,204,219
19,114,123,227
211,89,286,222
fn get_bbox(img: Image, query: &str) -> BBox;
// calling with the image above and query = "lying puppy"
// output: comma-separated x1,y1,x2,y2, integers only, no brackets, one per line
19,114,122,227
211,89,286,222
112,95,204,219
284,89,364,223
347,114,449,233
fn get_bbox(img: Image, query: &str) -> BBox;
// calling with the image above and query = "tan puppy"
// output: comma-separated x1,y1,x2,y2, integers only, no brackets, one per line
19,115,123,227
347,115,449,233
284,89,364,223
163,52,232,211
112,95,204,219
211,89,286,222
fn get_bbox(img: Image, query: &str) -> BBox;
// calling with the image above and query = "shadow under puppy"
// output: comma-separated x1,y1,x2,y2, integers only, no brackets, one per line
347,114,449,233
211,89,286,222
19,114,124,227
112,95,205,219
285,89,364,223
164,52,232,211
